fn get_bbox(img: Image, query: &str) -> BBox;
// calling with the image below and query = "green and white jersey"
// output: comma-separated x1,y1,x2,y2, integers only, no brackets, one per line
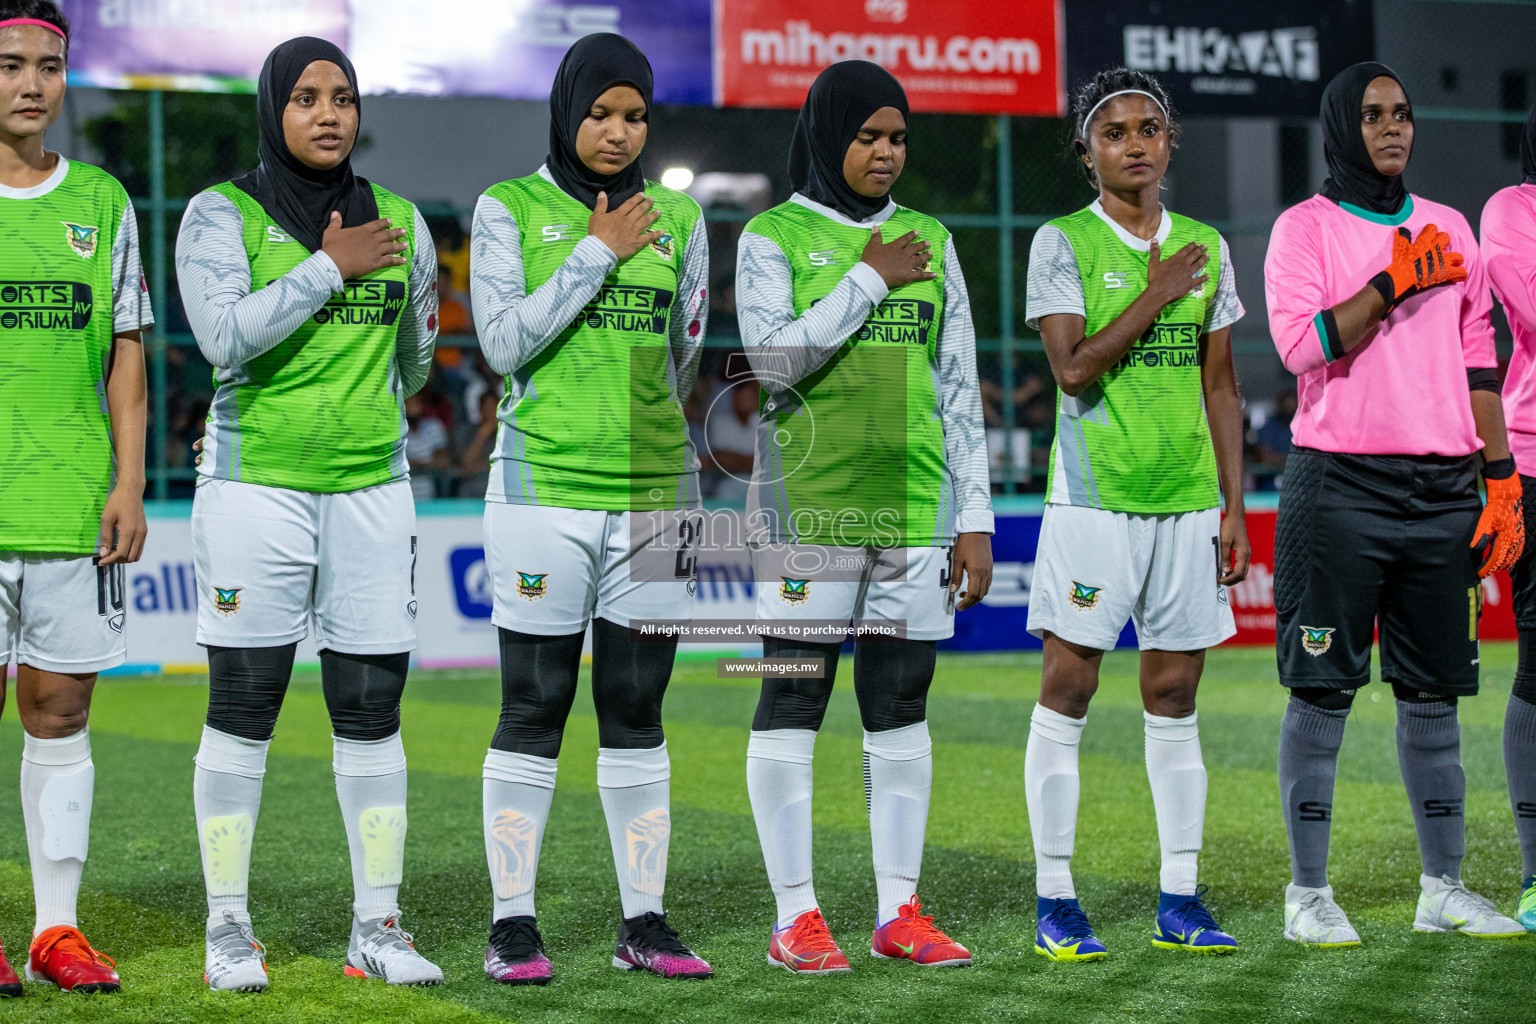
1024,200,1243,514
470,167,708,511
0,157,153,553
736,194,993,547
175,182,438,493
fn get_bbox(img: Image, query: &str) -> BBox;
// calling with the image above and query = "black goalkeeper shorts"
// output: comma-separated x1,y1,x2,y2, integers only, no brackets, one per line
1273,447,1482,696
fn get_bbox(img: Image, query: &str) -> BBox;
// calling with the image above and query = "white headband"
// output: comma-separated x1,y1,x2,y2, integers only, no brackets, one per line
1079,89,1168,138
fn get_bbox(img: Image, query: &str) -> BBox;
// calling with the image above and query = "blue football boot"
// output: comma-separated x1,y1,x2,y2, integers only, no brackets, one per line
1034,897,1107,962
1151,886,1238,955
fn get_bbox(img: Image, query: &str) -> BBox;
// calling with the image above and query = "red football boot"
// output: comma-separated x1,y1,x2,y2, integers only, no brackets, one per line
0,932,21,997
27,926,121,994
769,908,852,975
870,897,972,967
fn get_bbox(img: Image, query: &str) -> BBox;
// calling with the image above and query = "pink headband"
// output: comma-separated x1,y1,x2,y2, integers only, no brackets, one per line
0,18,67,41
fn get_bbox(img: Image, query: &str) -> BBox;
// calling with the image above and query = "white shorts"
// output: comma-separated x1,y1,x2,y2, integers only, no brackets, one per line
753,544,956,642
0,553,126,673
192,477,418,653
484,503,699,635
1027,504,1235,651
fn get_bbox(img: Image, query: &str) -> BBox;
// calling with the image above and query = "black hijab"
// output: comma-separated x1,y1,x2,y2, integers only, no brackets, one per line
546,33,653,210
231,36,376,254
789,61,910,222
1319,61,1410,216
1521,97,1536,185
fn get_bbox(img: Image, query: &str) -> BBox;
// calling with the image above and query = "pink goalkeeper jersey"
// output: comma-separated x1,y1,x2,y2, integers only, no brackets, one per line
1483,183,1536,474
1264,193,1495,457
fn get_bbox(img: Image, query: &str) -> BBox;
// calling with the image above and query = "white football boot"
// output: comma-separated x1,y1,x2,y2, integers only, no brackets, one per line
345,913,444,986
1283,884,1362,947
1414,875,1524,938
205,911,269,992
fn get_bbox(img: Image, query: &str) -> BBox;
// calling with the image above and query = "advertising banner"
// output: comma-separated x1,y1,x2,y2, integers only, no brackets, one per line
61,0,348,92
1064,0,1374,117
715,0,1064,115
116,505,1518,673
346,0,712,104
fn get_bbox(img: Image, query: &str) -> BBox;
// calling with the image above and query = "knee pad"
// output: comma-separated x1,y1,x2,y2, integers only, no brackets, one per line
853,639,937,732
752,637,841,731
205,643,297,741
1290,686,1357,712
321,650,409,740
591,618,674,749
491,627,583,758
1390,681,1457,706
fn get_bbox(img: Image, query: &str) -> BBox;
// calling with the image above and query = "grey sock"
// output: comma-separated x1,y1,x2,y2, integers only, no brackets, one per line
1395,699,1465,881
1279,697,1349,889
1505,692,1536,879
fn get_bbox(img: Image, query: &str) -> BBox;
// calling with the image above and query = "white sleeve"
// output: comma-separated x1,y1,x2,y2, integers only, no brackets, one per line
111,199,153,333
1204,233,1245,333
735,230,887,394
937,237,994,535
668,216,709,402
395,205,439,397
175,189,343,369
1023,225,1085,330
469,193,617,377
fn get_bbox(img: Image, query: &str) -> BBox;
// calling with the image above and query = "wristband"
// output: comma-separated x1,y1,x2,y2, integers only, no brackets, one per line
1367,271,1396,317
1484,457,1516,480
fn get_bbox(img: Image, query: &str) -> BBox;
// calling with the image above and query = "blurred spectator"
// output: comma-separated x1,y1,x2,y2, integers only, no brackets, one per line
704,376,758,504
684,385,714,498
981,372,1047,428
458,389,501,498
709,273,738,339
405,392,451,500
1255,389,1297,471
433,265,474,379
425,209,470,293
462,350,503,431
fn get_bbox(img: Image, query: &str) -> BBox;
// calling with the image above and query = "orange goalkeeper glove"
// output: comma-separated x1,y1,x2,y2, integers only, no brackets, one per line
1472,460,1524,578
1369,223,1468,316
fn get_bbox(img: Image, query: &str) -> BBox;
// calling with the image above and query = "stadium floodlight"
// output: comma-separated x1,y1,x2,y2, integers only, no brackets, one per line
661,167,695,190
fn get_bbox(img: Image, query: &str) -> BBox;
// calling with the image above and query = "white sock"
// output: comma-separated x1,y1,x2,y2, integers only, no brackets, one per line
333,732,408,923
864,721,932,926
483,748,557,922
21,728,93,936
1025,703,1084,900
1144,711,1207,896
746,729,818,928
597,743,670,919
193,726,269,927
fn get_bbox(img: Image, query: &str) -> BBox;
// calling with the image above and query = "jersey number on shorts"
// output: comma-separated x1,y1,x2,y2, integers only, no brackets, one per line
95,563,124,616
674,517,702,581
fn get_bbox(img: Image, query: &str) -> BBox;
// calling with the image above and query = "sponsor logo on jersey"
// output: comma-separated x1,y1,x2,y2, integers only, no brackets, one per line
543,224,572,242
1299,625,1335,656
406,600,418,618
266,225,294,244
214,587,242,616
1122,322,1200,369
517,572,549,601
577,285,675,335
1068,581,1102,610
267,279,407,327
780,577,811,604
649,233,675,261
1103,271,1128,289
855,298,936,345
807,249,837,266
61,222,99,259
0,281,93,330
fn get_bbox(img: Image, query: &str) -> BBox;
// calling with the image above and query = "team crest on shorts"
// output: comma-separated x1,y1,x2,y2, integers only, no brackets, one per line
1068,581,1102,610
649,233,674,261
517,572,549,601
780,578,810,604
1299,626,1336,656
61,222,99,259
213,587,242,616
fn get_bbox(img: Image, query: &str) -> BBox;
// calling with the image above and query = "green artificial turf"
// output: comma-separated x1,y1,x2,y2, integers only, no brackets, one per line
1,644,1531,1022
